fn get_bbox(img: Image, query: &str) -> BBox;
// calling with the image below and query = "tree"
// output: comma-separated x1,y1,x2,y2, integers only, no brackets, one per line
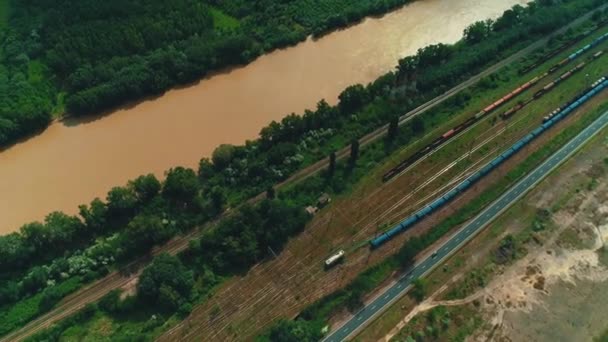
328,151,336,178
411,116,425,135
198,158,215,180
162,167,199,205
106,186,138,217
39,286,63,313
267,319,322,342
78,198,108,233
464,20,493,44
349,139,359,167
0,233,28,273
123,214,172,253
22,266,48,294
266,187,275,199
338,84,369,114
99,289,122,313
387,115,399,144
410,278,427,302
209,186,225,215
211,144,236,170
20,222,49,255
44,211,85,249
130,174,161,204
137,253,194,312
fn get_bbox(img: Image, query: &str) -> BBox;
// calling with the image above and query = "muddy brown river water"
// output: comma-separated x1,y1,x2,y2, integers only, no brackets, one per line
0,0,528,234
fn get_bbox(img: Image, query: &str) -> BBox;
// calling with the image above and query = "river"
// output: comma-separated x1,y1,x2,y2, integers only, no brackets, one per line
0,0,528,234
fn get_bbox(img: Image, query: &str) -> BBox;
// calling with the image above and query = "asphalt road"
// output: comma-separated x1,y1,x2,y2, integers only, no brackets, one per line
4,7,607,342
323,108,608,342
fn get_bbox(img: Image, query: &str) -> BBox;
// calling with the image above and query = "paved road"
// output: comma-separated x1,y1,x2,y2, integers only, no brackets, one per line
4,7,606,342
323,108,608,342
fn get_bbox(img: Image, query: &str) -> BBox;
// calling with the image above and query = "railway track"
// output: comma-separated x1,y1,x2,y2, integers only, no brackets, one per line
3,6,607,342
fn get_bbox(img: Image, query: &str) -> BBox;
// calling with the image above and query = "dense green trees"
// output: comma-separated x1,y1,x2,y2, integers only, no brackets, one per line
189,199,308,274
1,0,417,145
138,254,194,312
264,319,323,342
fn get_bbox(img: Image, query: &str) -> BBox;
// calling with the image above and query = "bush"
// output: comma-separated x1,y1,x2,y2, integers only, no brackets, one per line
99,289,122,314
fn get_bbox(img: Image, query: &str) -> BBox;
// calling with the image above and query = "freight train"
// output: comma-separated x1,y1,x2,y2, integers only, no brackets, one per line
381,31,608,183
501,45,606,120
370,76,608,249
520,19,608,75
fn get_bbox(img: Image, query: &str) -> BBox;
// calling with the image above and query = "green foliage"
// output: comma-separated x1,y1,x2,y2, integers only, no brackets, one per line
0,276,82,336
130,174,161,204
410,278,427,302
23,303,98,342
211,144,236,170
162,167,199,205
190,200,309,274
99,289,122,314
261,319,323,342
137,254,194,313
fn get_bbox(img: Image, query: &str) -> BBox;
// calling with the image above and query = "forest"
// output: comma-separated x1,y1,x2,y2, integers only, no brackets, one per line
0,0,412,147
2,0,608,340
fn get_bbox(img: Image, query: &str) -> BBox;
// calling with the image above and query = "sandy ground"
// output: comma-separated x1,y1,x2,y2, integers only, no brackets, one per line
383,130,608,342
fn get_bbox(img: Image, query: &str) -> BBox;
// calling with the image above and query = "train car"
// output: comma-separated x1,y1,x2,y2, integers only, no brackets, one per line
467,170,483,184
500,107,516,119
510,86,524,96
492,98,505,108
324,250,345,269
483,103,497,113
557,57,569,66
442,129,455,139
500,102,526,119
401,216,418,228
593,51,604,59
560,71,573,80
430,197,446,211
531,126,544,137
474,110,486,120
533,89,545,98
542,81,555,91
444,188,459,200
417,205,433,218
